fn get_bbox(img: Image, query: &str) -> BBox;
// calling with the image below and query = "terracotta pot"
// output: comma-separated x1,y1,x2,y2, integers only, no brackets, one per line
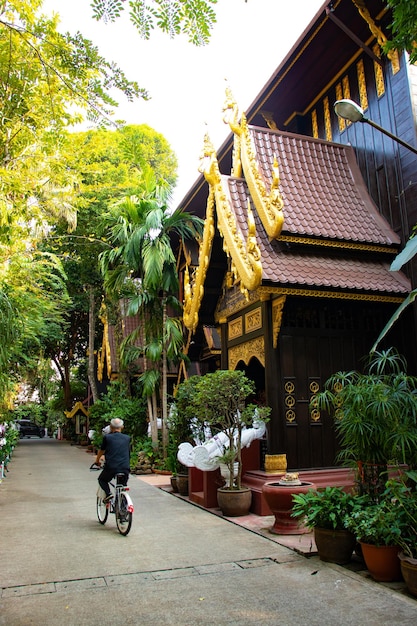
314,527,356,564
262,481,316,534
170,476,179,493
217,487,252,517
360,542,402,582
399,553,417,597
176,473,189,496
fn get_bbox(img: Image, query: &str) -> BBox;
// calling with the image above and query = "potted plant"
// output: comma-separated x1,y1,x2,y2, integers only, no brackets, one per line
344,494,405,582
312,348,417,498
186,369,270,516
291,486,357,564
385,473,417,596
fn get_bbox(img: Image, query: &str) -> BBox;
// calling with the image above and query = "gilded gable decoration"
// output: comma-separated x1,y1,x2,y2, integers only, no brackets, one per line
199,133,262,295
228,336,265,371
272,296,286,349
223,88,284,240
183,185,215,333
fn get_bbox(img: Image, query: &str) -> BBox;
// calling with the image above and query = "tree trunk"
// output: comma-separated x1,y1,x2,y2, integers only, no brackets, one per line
87,286,99,403
161,297,169,458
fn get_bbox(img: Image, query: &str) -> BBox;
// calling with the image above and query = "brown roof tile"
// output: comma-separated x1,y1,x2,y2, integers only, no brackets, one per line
248,126,401,247
224,177,410,296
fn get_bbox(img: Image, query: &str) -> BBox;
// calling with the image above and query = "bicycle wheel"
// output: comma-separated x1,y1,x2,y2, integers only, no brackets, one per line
96,494,109,525
115,492,133,536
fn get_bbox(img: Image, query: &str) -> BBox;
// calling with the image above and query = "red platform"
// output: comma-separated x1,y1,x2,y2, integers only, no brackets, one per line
242,467,355,516
189,441,262,509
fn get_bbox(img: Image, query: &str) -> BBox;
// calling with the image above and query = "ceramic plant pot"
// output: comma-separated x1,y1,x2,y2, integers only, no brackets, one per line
262,481,316,534
176,473,189,496
399,553,417,597
314,527,356,564
360,542,402,582
217,487,252,517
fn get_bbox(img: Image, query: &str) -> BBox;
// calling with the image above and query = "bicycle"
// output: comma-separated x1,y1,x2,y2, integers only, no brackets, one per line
90,464,134,536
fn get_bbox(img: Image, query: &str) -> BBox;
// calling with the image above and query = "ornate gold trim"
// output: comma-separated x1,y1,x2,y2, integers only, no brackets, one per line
198,133,262,294
279,234,397,254
228,317,243,340
352,0,398,66
373,44,385,97
97,306,113,382
257,285,406,303
223,87,284,240
245,307,262,333
272,296,286,349
228,336,265,370
357,59,369,111
183,185,215,332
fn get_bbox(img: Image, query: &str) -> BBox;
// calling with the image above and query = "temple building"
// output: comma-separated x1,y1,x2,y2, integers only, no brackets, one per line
176,0,417,472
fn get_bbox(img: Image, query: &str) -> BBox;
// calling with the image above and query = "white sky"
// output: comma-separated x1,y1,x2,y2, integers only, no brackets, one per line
41,0,324,206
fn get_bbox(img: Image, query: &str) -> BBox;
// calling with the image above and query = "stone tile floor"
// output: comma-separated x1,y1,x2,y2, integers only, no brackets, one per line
136,473,413,599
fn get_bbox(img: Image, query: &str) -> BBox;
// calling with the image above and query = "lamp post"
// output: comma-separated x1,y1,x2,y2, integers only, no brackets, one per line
333,99,417,156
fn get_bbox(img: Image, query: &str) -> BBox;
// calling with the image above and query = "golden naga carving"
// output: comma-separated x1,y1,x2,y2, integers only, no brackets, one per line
200,133,262,292
182,185,215,333
223,87,284,240
222,84,243,178
352,0,398,66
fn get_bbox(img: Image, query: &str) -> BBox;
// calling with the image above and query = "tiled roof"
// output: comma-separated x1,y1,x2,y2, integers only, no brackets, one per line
224,176,410,296
248,126,401,247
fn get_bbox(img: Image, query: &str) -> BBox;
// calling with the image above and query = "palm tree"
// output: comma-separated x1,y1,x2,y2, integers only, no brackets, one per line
100,175,203,453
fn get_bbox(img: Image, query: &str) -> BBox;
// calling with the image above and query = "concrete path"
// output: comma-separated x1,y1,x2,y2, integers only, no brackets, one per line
1,439,417,625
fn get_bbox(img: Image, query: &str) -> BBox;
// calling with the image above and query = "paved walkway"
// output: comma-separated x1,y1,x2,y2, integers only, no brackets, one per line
1,438,417,625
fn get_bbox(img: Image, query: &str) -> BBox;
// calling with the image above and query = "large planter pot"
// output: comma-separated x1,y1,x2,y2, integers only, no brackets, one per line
262,481,316,535
314,527,356,565
399,553,417,597
360,542,402,582
217,487,252,517
170,475,179,493
176,473,189,496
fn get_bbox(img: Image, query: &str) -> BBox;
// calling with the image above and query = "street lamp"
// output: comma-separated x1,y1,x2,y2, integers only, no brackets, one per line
333,98,417,156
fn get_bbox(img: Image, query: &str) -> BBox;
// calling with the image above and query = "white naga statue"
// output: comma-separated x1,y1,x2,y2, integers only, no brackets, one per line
177,415,266,472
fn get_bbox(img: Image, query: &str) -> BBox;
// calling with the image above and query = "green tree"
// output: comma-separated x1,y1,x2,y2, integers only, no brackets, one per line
99,175,203,453
41,125,177,410
0,0,146,410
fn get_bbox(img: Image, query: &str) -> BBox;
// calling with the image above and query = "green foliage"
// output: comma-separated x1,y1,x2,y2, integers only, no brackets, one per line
11,403,46,426
0,422,19,464
291,486,357,531
344,493,407,547
91,0,218,46
385,0,417,64
385,473,417,558
168,377,203,472
88,381,148,441
312,348,417,479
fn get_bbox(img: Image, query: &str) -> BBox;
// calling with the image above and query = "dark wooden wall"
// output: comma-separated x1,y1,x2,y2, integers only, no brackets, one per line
272,297,414,469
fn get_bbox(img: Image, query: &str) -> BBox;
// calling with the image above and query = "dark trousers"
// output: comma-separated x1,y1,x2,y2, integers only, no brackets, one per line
98,467,129,497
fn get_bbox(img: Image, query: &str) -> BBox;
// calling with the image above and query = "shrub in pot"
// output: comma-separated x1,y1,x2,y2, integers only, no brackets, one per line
185,369,270,516
168,376,205,492
312,348,417,499
344,494,405,581
291,486,357,564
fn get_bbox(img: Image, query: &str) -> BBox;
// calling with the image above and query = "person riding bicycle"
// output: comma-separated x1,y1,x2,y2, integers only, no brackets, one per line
94,418,130,503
